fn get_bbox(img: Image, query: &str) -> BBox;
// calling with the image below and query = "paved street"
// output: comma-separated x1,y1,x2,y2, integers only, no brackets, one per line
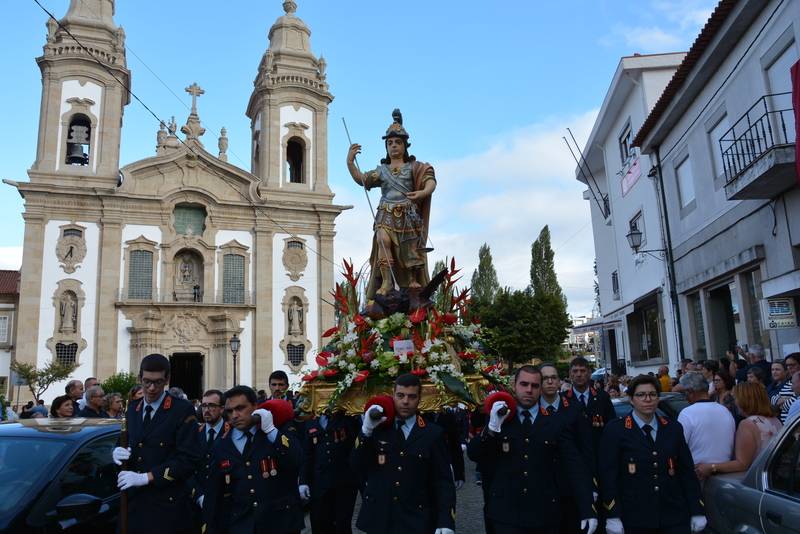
301,452,487,534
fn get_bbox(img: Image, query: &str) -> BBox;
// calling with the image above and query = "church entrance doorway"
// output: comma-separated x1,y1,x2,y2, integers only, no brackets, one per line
170,352,204,400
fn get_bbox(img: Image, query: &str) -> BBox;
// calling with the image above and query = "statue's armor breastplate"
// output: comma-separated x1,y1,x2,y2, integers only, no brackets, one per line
378,163,414,204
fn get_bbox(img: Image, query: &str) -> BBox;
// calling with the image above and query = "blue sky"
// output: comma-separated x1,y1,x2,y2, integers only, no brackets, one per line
0,0,718,317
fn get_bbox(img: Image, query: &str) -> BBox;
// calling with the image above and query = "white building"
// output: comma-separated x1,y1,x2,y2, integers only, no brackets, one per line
634,0,800,362
576,53,685,376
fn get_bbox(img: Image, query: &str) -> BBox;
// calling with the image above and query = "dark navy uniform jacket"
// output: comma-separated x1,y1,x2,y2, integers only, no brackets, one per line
351,414,456,534
467,405,596,529
544,396,596,497
123,394,203,534
202,421,305,534
422,410,466,482
561,387,616,456
598,414,704,530
300,413,360,490
188,421,231,501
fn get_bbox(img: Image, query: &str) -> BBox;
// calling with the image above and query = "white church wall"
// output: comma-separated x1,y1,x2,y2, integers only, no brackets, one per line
279,105,314,190
57,80,102,173
116,309,132,373
238,313,253,387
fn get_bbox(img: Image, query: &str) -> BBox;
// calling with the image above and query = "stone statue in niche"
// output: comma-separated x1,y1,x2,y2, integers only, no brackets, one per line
288,300,303,336
182,262,192,282
60,295,77,333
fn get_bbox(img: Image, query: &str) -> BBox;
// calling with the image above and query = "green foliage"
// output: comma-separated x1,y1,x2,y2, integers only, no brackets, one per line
530,292,573,364
100,371,139,407
10,359,80,402
0,387,8,416
593,259,601,314
554,361,571,379
470,243,500,318
480,288,539,372
530,225,566,304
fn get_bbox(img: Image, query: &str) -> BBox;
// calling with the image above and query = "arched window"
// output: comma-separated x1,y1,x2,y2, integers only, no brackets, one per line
286,137,304,183
65,115,91,165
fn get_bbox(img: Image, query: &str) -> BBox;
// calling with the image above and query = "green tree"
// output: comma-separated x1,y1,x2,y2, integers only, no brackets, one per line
10,359,80,402
431,258,448,311
470,243,500,318
100,370,139,408
480,288,539,372
528,225,571,363
593,259,601,314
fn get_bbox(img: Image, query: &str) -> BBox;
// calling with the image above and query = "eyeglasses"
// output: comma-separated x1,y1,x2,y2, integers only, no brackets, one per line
200,403,221,410
633,392,659,400
140,378,167,388
542,376,560,382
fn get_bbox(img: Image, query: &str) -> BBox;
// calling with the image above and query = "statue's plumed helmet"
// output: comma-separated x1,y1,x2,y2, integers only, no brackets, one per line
382,108,410,142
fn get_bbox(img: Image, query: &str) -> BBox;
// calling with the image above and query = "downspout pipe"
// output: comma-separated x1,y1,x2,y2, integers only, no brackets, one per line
653,145,685,361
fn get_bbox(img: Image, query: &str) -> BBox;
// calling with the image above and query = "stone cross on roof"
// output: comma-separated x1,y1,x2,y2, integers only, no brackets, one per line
283,1,297,14
185,83,204,115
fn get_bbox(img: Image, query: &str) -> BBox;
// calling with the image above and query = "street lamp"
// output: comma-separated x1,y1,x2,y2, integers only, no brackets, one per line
626,226,666,260
229,333,240,386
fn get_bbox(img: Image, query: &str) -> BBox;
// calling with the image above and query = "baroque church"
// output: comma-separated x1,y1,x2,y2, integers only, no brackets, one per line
8,0,344,401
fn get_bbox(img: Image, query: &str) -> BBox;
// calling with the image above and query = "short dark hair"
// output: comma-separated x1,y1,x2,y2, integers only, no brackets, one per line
203,389,225,404
269,370,289,384
65,379,81,394
539,363,558,376
395,373,422,394
84,377,98,387
50,395,72,418
701,360,720,375
139,353,170,378
514,365,541,382
569,357,591,370
716,369,735,391
224,385,257,405
628,374,659,396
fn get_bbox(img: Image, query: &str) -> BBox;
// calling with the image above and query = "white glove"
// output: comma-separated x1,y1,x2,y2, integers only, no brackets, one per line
582,518,598,534
299,484,311,502
117,471,149,490
362,405,386,436
606,518,624,534
454,480,464,490
690,516,707,532
253,409,275,434
461,443,467,452
197,495,204,508
488,401,507,433
112,446,131,466
434,529,454,534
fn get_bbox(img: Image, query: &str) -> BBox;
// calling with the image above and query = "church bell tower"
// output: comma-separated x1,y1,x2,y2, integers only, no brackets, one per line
246,0,333,195
30,0,130,186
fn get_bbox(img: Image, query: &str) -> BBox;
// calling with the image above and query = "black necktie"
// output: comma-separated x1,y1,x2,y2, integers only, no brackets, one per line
397,420,406,445
547,405,555,413
642,424,655,446
242,431,253,457
143,405,153,429
522,410,532,432
580,394,587,409
207,428,216,449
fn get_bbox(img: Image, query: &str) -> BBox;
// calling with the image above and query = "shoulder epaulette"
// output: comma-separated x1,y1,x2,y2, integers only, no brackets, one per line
562,397,570,408
164,396,173,410
198,423,206,432
658,414,668,425
417,414,426,427
590,388,598,396
539,405,549,416
624,415,633,429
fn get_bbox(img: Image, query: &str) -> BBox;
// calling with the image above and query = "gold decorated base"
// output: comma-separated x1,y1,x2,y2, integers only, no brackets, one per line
297,375,491,416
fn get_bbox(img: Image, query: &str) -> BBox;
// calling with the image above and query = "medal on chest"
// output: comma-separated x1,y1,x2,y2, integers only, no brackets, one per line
378,454,386,465
628,462,636,475
668,458,675,476
502,442,510,453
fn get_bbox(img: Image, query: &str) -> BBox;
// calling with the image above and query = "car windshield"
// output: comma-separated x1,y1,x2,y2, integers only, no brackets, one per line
0,436,69,515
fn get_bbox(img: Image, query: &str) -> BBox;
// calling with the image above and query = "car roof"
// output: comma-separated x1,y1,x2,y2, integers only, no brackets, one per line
0,418,121,439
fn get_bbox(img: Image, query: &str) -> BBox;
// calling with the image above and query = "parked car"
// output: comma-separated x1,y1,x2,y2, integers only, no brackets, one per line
611,392,689,420
704,413,800,534
0,417,122,534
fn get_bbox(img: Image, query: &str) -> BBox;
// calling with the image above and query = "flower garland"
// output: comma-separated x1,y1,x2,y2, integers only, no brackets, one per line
302,258,510,409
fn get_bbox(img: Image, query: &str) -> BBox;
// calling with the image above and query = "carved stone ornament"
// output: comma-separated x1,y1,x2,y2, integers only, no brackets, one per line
282,238,308,281
174,319,201,344
56,233,88,274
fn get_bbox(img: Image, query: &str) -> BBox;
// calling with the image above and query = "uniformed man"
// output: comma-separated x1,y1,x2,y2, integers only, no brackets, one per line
539,363,596,534
189,389,229,532
421,408,466,490
112,353,203,534
468,365,598,534
351,373,456,534
299,411,361,533
598,374,706,534
202,385,304,534
562,357,616,458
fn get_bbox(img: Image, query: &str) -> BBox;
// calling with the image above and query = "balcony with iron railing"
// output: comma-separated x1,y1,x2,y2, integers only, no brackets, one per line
117,288,256,306
721,92,796,200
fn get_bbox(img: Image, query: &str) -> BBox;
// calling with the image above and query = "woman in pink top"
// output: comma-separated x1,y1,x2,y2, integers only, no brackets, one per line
694,381,781,479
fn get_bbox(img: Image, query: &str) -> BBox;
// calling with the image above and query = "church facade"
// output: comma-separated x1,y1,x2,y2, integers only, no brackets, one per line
7,0,344,401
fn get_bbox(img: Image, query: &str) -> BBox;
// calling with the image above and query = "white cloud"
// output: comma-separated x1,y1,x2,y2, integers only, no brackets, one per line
332,110,602,317
0,247,22,270
605,1,718,53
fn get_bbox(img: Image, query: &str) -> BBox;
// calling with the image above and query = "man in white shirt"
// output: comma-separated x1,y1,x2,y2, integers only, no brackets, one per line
677,371,735,465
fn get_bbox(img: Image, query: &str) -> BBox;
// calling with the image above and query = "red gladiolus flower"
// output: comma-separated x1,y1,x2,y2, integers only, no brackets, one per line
354,370,370,382
302,370,319,381
410,368,426,376
441,314,458,325
409,309,427,323
323,369,339,377
322,327,339,338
